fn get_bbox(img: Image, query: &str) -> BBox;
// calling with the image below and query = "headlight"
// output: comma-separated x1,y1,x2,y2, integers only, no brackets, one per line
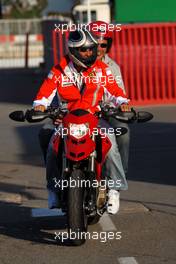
69,123,89,139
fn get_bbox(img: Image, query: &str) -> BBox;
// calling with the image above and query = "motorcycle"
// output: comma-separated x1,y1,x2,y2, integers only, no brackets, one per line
9,105,153,245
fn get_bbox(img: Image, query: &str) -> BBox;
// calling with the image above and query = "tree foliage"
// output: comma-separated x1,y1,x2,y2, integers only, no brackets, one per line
4,0,48,18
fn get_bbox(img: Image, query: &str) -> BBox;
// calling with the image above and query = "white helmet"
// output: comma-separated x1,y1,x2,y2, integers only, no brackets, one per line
68,28,98,68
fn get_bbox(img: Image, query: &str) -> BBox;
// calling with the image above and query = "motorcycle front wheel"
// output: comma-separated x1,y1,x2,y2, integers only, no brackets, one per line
88,214,101,225
67,169,87,246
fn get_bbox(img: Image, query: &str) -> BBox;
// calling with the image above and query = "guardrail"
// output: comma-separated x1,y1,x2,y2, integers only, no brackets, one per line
52,23,176,106
0,33,44,68
0,19,44,68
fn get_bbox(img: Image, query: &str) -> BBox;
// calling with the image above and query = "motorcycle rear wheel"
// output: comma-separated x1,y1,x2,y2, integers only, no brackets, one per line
67,169,87,246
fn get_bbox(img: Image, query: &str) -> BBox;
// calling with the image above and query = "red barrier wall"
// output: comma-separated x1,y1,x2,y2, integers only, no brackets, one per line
52,23,176,106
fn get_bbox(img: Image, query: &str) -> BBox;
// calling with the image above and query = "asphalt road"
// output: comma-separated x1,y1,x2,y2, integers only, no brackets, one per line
0,70,176,264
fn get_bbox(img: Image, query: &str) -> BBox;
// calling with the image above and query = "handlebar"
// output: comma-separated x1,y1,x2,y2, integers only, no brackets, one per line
9,106,153,124
101,106,153,123
9,107,67,123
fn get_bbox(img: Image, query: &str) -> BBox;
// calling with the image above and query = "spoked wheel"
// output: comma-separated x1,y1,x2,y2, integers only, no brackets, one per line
67,169,87,246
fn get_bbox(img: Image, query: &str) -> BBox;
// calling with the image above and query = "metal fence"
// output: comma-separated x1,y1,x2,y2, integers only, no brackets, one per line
52,23,176,106
0,19,44,68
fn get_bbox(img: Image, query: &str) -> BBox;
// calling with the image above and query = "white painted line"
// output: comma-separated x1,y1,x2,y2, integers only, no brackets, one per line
31,208,65,217
99,213,117,231
118,257,138,264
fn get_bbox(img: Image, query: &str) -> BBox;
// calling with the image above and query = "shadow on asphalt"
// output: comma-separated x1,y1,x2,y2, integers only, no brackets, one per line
0,200,78,246
0,171,83,246
0,69,46,105
12,123,44,167
0,182,45,200
128,121,176,186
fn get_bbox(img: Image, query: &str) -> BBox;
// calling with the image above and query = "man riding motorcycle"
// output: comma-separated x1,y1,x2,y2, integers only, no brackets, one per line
89,21,130,176
33,28,130,214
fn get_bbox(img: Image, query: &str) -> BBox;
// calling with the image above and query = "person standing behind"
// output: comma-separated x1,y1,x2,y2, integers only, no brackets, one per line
89,21,130,175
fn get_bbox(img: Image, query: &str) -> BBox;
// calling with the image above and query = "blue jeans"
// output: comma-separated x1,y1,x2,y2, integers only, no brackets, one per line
108,117,130,175
99,119,128,191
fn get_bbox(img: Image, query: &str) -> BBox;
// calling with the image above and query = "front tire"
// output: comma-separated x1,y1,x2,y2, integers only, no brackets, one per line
88,214,100,225
67,169,87,246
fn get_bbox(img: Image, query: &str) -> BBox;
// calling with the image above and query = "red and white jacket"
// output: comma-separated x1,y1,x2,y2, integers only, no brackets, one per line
33,55,129,113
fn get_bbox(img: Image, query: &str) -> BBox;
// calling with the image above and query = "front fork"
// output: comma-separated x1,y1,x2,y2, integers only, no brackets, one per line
89,133,107,216
89,133,96,172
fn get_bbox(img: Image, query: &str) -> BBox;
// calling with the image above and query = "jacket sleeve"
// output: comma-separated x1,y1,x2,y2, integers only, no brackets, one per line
33,66,60,108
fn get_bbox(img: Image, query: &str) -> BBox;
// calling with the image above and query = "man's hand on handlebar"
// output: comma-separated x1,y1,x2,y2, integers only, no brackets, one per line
120,104,131,112
33,105,62,125
34,105,46,112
